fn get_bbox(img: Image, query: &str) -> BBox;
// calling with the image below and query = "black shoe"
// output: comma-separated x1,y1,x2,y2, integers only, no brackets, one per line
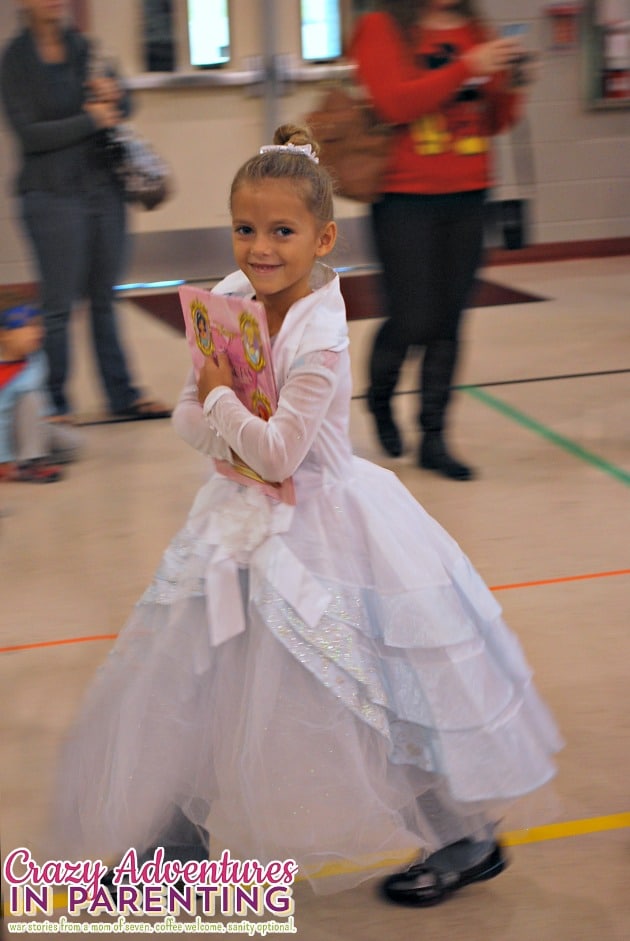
419,433,474,480
111,398,171,422
367,389,403,457
380,841,507,907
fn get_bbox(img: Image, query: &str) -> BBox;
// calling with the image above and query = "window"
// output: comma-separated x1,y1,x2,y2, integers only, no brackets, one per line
135,1,379,81
142,0,176,71
141,0,230,72
300,0,342,61
188,0,231,68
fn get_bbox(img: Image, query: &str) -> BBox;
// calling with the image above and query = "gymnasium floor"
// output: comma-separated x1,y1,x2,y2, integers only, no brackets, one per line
1,256,629,939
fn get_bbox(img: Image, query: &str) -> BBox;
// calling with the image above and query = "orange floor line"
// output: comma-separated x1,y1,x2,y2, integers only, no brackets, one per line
489,568,630,592
2,569,628,655
0,634,117,654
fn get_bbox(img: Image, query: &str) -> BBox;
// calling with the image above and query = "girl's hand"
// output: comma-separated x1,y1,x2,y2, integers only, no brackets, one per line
197,352,233,405
464,38,524,78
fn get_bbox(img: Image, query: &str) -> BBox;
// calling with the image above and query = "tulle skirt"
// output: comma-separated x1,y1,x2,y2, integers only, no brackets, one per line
54,458,562,893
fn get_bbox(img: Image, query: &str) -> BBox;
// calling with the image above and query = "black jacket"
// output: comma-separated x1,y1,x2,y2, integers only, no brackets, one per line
1,27,130,196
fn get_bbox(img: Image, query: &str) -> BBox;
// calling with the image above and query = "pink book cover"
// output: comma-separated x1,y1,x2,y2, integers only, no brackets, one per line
178,285,296,505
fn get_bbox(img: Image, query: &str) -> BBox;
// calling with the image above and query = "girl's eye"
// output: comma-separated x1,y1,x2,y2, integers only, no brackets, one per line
276,227,293,237
234,225,253,236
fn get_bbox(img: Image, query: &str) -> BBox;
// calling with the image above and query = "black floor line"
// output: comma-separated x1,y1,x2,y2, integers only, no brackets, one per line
76,370,629,423
353,368,630,400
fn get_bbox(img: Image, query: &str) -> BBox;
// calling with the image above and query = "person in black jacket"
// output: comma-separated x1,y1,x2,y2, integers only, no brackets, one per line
1,0,169,421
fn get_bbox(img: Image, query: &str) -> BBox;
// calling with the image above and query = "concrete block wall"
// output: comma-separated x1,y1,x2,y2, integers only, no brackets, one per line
487,0,630,243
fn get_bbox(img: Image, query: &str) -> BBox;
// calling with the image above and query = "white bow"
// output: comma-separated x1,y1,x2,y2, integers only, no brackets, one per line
189,483,329,647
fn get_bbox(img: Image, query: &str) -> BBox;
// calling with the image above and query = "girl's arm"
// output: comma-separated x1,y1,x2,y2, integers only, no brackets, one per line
351,13,523,125
351,13,473,123
171,368,232,459
201,351,341,483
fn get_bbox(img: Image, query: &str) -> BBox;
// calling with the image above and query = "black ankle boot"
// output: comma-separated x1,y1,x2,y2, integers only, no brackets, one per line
419,432,474,480
367,388,403,457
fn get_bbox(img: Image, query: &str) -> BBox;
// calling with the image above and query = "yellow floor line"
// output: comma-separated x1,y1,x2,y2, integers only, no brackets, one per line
303,812,630,881
5,812,628,917
501,811,630,846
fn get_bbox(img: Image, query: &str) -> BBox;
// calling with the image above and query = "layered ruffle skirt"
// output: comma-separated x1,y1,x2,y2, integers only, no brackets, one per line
56,458,562,892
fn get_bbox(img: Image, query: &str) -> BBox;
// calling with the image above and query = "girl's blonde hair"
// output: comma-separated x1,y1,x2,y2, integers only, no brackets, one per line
230,124,334,226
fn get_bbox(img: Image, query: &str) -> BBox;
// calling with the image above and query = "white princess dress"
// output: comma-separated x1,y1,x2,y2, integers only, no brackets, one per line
56,265,562,892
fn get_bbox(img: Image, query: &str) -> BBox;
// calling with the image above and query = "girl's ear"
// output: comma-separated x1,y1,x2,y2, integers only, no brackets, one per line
315,221,337,258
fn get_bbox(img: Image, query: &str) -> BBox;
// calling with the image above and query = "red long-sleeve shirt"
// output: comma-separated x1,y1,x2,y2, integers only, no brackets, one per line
350,13,521,195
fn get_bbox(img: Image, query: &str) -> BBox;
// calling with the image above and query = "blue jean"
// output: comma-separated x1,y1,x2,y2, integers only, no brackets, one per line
0,351,47,463
21,185,139,415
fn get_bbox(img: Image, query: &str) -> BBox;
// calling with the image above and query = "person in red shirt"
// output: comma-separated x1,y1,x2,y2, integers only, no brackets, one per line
351,0,528,479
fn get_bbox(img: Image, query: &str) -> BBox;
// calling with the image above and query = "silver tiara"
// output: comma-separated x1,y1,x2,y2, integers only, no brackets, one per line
259,143,319,164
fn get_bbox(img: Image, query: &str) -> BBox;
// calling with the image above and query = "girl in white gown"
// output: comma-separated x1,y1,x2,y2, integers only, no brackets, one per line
56,124,562,906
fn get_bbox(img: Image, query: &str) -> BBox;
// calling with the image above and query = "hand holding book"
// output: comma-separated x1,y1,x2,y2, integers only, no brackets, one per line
178,285,296,505
196,351,233,403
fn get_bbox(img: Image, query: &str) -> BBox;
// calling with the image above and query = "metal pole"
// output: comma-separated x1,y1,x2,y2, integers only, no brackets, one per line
261,0,281,143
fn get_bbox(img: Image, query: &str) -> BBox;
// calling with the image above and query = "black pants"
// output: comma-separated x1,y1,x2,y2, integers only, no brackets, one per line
369,190,486,433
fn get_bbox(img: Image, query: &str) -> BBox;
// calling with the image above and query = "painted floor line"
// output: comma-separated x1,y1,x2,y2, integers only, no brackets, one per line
464,385,630,486
0,634,117,655
351,367,630,402
489,568,630,592
457,368,630,389
305,812,630,882
501,812,630,846
5,812,628,916
1,570,628,656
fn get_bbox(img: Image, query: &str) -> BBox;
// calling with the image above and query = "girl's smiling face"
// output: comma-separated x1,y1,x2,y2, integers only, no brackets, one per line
231,178,336,325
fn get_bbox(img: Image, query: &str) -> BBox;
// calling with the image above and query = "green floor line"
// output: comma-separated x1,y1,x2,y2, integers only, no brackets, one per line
463,386,630,487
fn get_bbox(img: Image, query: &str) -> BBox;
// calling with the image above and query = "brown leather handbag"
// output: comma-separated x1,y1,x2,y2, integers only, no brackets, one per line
305,84,394,204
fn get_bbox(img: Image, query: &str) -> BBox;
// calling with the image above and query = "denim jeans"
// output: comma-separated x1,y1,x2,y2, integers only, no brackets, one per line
21,185,139,415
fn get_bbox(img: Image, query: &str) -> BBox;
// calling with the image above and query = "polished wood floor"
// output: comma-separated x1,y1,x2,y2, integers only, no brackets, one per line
1,257,629,939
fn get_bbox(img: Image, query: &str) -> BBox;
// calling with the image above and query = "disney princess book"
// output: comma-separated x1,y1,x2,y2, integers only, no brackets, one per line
178,285,296,505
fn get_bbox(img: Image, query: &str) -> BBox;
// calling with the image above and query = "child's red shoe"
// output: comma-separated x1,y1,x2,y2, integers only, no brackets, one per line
6,458,64,483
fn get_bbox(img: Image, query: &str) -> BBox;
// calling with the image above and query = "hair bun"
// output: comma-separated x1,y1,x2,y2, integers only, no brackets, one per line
272,123,320,159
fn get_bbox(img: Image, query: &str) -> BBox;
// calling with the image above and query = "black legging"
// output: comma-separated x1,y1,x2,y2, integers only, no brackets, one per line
369,190,486,433
370,190,486,350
